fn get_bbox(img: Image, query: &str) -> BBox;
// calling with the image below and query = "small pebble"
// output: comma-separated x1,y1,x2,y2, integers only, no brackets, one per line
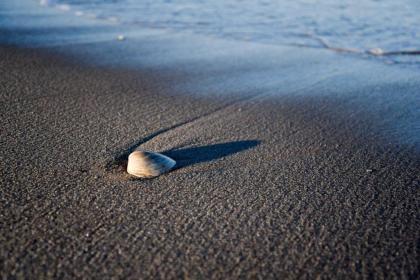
366,169,374,173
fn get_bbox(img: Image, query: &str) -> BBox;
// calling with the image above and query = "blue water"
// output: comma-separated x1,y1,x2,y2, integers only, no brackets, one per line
38,0,420,66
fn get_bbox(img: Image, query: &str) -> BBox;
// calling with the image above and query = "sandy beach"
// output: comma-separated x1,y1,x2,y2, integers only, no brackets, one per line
1,0,419,279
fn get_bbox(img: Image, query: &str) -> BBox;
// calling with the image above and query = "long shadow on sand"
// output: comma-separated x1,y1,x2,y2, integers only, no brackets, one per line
105,140,260,174
163,140,260,169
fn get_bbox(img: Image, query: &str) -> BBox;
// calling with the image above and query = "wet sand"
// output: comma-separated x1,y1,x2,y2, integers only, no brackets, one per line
1,43,419,278
1,1,420,278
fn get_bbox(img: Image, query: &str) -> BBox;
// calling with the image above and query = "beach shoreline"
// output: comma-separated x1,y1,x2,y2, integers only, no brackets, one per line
1,1,419,278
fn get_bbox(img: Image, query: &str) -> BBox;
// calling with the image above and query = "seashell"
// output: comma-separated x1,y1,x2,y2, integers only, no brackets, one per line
127,150,176,178
367,47,384,56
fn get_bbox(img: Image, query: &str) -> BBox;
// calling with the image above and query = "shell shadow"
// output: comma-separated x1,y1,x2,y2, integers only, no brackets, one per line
162,140,260,169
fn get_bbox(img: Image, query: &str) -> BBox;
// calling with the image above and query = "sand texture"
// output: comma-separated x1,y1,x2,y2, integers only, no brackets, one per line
1,44,419,279
1,2,420,277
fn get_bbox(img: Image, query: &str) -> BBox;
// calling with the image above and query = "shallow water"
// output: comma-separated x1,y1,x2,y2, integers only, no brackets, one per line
39,0,420,67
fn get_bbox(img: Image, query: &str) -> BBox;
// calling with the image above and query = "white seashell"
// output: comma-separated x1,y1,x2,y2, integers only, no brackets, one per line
127,150,176,178
368,47,384,56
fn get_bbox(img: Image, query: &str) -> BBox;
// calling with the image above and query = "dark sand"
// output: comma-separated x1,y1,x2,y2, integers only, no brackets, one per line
1,44,419,279
1,1,420,278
